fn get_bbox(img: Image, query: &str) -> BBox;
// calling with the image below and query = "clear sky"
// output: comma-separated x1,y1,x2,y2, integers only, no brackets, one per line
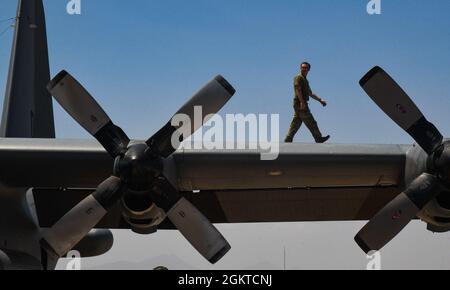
0,0,449,269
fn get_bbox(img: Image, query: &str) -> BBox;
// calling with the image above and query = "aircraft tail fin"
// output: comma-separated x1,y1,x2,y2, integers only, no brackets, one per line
0,0,55,138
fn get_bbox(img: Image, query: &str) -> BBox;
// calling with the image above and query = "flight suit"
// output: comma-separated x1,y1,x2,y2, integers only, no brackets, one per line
285,74,323,142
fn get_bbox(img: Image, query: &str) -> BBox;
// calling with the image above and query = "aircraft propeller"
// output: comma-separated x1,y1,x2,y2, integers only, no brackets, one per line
355,66,450,253
40,70,235,264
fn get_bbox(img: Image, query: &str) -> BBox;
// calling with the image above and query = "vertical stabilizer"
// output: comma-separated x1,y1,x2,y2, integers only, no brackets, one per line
0,0,55,138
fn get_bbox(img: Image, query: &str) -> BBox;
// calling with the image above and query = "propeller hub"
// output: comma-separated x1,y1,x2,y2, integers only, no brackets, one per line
116,143,163,191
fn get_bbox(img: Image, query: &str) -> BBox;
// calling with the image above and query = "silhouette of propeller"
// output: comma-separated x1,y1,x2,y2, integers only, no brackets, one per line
40,70,235,263
355,66,447,253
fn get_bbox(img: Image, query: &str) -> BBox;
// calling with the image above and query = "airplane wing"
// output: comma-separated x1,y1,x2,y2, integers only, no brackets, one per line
0,138,409,228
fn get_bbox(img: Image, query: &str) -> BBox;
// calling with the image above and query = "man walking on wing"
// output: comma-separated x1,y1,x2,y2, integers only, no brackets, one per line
285,62,330,143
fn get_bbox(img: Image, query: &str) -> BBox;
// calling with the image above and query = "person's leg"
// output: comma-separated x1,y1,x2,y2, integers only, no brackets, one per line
285,110,303,142
300,110,326,142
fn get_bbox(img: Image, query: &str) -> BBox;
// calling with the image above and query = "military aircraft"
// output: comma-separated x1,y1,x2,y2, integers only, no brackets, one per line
1,0,449,270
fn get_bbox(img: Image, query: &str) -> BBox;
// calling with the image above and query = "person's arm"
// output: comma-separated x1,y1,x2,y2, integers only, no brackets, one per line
310,92,327,107
295,86,307,110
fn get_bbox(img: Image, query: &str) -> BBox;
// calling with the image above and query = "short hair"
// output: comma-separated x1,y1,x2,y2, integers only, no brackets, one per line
301,62,311,70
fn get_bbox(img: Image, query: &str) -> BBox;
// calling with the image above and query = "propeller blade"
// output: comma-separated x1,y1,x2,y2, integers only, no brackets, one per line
147,75,235,157
167,197,231,264
40,176,125,257
355,173,439,253
47,70,130,157
151,176,231,263
360,66,442,154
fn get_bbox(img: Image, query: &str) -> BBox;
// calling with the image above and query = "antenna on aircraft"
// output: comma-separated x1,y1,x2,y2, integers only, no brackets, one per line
0,17,16,24
0,17,16,38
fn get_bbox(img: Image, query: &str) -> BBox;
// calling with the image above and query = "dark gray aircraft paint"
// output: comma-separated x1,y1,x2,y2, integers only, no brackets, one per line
0,1,115,270
0,0,55,270
0,0,55,138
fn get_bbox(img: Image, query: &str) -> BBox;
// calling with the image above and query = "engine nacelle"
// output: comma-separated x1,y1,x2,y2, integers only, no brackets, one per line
69,229,114,258
120,190,166,235
421,198,450,232
0,249,42,270
404,144,428,187
405,143,450,232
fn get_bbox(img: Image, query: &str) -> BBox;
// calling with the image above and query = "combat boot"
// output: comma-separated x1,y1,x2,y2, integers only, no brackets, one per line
316,135,330,143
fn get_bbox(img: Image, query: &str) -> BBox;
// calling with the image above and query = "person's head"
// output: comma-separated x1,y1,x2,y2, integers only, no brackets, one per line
300,62,311,76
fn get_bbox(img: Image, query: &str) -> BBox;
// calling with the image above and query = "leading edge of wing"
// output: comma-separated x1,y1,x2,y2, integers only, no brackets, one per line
0,139,410,190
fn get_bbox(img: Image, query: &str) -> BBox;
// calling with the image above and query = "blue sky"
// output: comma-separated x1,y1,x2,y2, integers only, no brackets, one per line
1,0,449,144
